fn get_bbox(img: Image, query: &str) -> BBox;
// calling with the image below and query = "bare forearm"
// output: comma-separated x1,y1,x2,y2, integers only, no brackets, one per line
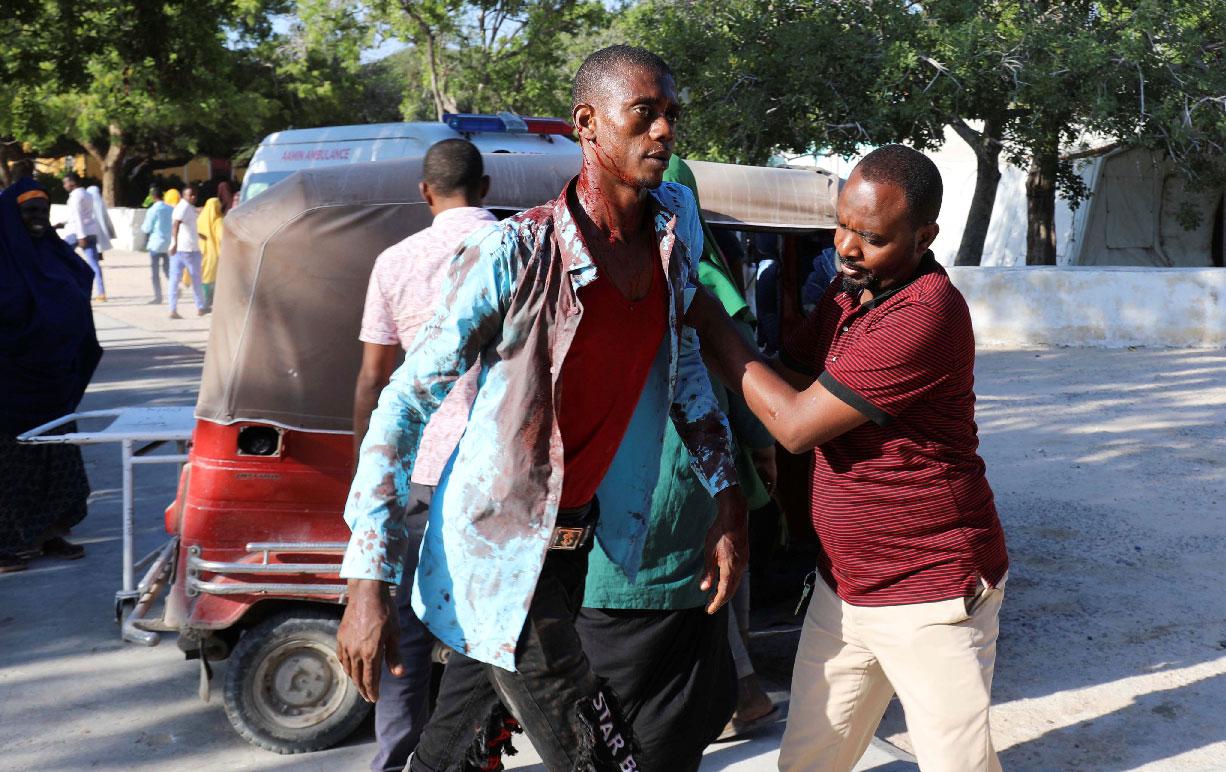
740,361,811,452
352,381,382,462
691,296,765,399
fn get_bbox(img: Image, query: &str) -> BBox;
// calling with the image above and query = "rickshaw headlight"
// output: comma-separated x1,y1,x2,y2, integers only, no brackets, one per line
237,426,282,456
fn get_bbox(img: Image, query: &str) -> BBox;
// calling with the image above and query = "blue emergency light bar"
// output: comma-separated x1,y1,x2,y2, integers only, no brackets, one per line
444,112,574,136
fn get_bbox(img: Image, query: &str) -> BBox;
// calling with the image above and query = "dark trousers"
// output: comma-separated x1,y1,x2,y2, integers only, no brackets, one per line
149,251,169,300
576,605,737,772
371,483,437,772
410,502,641,772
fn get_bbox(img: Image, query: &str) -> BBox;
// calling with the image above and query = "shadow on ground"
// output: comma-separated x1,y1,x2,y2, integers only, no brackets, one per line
756,348,1226,770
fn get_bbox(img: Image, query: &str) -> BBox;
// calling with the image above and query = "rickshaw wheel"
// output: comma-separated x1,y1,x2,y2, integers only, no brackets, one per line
223,609,370,754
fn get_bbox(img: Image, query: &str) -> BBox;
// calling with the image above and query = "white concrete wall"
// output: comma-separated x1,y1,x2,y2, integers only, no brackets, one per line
50,204,147,252
948,266,1226,348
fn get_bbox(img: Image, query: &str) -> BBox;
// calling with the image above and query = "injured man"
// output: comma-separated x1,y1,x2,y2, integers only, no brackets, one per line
335,44,748,771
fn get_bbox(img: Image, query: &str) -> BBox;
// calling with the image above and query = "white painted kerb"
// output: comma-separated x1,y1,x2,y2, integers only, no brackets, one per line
948,266,1226,348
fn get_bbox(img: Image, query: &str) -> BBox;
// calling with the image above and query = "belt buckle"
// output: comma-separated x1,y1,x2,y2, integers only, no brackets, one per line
550,526,586,550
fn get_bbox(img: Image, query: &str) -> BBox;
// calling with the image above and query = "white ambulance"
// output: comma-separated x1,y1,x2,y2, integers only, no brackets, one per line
239,113,579,204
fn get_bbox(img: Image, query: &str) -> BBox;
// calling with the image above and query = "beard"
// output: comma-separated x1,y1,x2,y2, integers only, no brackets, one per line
837,254,877,296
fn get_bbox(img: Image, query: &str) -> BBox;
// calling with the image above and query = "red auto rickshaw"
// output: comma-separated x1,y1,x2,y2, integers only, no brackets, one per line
127,153,839,753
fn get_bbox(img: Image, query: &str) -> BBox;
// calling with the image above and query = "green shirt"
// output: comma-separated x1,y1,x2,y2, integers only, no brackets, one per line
583,156,773,610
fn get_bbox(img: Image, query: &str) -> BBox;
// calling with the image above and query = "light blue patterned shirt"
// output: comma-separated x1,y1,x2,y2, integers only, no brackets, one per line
341,178,737,671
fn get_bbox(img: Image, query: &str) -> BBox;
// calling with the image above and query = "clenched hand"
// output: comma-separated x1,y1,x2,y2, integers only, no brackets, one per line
336,578,405,702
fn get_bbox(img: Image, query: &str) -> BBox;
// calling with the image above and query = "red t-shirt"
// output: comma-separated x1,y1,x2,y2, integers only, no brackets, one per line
783,253,1008,605
557,256,668,507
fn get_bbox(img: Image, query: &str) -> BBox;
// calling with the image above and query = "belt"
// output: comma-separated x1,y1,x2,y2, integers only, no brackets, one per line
549,499,598,551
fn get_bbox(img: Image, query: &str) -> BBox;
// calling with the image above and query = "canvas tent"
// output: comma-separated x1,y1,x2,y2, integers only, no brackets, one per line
1071,147,1225,268
196,154,839,433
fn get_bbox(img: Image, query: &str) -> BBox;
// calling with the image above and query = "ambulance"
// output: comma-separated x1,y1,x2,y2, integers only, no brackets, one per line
239,113,579,203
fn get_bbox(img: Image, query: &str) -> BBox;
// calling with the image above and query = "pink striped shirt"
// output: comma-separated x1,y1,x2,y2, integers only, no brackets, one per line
360,206,498,486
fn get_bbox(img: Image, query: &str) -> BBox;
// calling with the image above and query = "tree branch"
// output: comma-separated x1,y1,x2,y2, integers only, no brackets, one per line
1060,142,1121,162
950,117,983,148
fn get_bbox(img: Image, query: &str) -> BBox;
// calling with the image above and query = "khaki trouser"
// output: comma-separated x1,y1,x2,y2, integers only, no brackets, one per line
779,574,1005,772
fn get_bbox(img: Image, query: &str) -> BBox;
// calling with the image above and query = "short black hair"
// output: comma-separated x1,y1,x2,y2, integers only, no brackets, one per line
149,184,163,198
572,45,673,112
853,144,943,227
63,172,82,184
422,139,484,197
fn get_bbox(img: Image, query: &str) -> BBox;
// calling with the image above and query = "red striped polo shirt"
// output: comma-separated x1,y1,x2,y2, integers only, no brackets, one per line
782,252,1008,606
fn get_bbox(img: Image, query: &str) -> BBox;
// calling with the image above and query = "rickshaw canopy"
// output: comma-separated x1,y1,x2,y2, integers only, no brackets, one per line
196,154,839,433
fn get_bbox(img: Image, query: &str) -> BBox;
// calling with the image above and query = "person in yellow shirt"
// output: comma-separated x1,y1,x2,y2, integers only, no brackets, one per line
196,197,223,309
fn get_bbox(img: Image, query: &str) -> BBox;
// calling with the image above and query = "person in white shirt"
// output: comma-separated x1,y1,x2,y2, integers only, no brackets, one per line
86,185,115,254
60,173,106,300
168,186,207,319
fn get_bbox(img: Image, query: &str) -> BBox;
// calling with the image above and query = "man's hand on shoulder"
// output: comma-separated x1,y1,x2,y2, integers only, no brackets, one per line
336,578,405,702
700,485,749,614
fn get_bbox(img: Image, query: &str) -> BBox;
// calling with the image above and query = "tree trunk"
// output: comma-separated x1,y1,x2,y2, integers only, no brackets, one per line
952,119,1004,266
1025,134,1059,266
423,33,448,120
101,124,127,207
80,124,127,206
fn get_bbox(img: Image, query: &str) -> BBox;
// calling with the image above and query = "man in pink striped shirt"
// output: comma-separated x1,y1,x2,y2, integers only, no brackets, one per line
351,139,494,772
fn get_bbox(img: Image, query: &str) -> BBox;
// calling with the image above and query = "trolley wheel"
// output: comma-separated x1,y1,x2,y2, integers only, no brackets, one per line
222,609,370,754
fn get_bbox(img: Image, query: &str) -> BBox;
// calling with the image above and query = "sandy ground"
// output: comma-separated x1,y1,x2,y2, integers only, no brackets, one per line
1,249,1224,770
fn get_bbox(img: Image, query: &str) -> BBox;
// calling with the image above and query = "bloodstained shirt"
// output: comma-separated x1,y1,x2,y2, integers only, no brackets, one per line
557,256,667,507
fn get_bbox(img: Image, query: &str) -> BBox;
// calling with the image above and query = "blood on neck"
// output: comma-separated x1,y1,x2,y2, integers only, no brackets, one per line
577,137,648,246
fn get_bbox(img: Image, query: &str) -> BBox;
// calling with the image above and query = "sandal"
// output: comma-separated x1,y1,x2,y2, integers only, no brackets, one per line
41,537,86,560
716,705,780,742
0,553,29,574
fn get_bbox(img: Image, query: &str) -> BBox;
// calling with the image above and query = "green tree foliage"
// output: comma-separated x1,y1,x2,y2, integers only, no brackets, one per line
620,0,945,165
626,0,1226,267
298,0,613,120
2,1,286,204
273,1,425,125
1096,1,1226,231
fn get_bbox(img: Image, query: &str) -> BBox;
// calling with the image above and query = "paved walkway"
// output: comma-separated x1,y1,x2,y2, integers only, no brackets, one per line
3,248,1225,769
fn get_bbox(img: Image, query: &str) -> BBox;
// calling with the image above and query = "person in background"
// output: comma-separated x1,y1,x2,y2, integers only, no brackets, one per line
217,180,236,214
707,222,782,742
351,138,494,772
0,178,102,573
163,187,180,207
197,197,224,309
60,173,106,301
86,185,115,259
168,186,206,319
752,233,781,356
575,154,777,770
801,245,839,311
141,186,173,304
9,159,34,180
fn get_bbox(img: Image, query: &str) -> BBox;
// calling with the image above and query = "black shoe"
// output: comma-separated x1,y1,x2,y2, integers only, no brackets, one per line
0,553,29,574
41,537,85,560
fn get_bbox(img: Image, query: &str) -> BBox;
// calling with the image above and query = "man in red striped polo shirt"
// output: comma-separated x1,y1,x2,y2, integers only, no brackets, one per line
692,144,1008,771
